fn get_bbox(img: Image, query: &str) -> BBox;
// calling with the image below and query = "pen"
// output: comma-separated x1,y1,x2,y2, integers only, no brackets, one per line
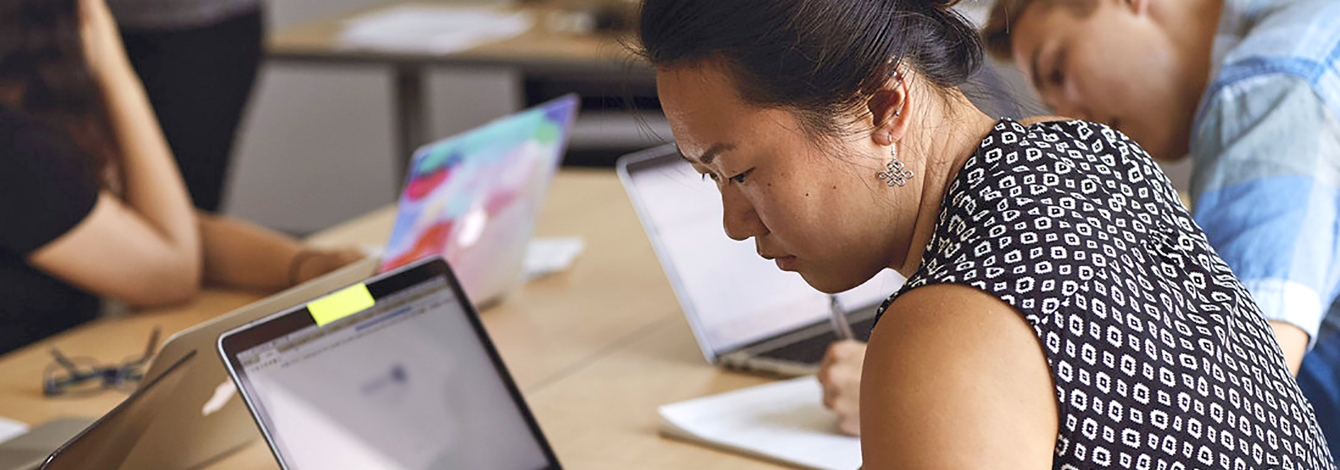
828,295,854,341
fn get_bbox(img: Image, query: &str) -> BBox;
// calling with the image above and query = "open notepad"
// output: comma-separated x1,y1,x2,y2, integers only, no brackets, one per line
658,376,862,470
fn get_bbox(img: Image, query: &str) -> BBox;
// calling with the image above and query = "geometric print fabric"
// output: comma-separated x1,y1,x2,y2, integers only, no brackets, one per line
875,119,1335,469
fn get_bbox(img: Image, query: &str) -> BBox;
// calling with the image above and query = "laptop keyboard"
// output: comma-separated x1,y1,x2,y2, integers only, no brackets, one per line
753,316,877,364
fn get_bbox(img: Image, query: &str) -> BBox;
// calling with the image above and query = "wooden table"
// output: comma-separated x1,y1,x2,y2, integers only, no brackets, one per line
267,1,653,177
0,169,793,469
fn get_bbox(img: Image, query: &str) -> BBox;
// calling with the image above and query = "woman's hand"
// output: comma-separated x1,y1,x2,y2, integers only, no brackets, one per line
78,0,131,85
817,339,866,436
291,247,368,286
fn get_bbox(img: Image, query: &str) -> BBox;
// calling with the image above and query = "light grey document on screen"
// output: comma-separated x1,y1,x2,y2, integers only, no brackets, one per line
235,279,548,470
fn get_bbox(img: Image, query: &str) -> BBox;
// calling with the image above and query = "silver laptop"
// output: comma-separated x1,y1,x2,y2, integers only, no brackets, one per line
218,256,561,470
0,351,194,470
617,144,905,377
115,257,381,470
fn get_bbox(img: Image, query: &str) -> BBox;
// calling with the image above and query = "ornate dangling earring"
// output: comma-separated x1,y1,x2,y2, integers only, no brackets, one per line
877,145,913,187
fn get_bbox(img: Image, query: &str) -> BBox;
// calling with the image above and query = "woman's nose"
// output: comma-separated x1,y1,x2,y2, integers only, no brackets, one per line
721,186,766,241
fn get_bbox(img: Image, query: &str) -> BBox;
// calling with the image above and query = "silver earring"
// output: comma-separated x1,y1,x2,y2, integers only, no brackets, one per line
877,146,913,187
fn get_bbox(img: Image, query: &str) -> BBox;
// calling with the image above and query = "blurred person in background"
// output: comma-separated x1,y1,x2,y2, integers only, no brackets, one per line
0,0,361,355
109,0,263,212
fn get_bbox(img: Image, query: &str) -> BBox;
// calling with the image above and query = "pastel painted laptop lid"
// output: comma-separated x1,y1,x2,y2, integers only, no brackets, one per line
380,95,578,305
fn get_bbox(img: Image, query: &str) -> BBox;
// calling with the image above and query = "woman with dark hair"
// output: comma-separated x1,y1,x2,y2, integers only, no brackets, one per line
0,0,361,354
639,0,1333,467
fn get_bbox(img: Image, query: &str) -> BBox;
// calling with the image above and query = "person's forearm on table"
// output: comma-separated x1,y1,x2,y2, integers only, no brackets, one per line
198,212,304,290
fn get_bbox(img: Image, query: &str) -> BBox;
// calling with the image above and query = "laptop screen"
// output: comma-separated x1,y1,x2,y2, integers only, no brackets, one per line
225,262,555,470
379,95,578,305
621,147,905,355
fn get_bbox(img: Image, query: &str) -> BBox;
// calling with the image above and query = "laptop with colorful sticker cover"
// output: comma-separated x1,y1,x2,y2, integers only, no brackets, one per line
379,94,579,308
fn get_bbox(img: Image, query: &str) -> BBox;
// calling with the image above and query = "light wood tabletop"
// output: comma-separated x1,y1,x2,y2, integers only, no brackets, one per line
267,2,648,76
0,169,812,469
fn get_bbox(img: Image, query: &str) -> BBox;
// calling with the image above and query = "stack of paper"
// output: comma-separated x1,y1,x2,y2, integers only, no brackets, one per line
658,376,862,470
338,5,534,55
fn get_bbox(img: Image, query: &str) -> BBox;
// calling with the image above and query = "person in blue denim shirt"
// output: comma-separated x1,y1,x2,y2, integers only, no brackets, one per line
960,0,1340,460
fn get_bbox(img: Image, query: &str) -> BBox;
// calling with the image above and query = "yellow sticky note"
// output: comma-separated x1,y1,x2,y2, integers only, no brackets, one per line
309,283,375,326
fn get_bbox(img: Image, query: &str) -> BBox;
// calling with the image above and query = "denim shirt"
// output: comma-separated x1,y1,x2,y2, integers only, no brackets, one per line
1189,0,1340,348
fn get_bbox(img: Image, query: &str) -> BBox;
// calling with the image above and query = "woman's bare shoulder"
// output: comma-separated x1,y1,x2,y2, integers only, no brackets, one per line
859,283,1058,468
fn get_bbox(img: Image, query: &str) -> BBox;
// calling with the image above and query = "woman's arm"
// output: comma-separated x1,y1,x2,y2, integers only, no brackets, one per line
860,284,1057,468
27,0,200,306
199,213,366,291
1268,320,1308,374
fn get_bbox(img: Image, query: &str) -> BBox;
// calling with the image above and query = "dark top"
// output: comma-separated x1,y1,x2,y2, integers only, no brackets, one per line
0,106,101,355
876,119,1334,468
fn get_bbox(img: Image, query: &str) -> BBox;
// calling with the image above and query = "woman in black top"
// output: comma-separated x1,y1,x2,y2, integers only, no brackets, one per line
0,0,361,354
639,0,1333,467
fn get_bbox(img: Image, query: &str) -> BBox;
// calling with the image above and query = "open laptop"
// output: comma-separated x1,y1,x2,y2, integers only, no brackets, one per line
617,144,906,377
116,257,381,470
379,94,579,308
218,256,561,470
84,95,578,469
0,350,194,470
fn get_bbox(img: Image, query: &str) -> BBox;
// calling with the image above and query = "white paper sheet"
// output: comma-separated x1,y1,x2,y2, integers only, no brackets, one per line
658,376,861,470
0,416,28,444
524,237,585,280
338,5,534,55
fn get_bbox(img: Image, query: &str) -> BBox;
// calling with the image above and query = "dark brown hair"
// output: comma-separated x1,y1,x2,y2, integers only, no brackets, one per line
638,0,985,139
0,0,118,185
982,0,1099,62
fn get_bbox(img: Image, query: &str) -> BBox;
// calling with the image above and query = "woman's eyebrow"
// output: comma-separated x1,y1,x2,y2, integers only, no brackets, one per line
683,142,736,165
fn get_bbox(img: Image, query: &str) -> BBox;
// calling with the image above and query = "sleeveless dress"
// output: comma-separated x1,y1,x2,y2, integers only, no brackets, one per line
874,119,1335,469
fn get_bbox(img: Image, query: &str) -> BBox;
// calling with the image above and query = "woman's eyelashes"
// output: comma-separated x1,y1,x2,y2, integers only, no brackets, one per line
701,168,753,184
728,168,753,184
1048,50,1067,88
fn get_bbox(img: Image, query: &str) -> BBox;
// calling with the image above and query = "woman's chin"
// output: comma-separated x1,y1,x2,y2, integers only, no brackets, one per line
797,270,865,295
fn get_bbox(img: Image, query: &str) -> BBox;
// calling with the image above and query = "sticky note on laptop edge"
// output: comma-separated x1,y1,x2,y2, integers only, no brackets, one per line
309,283,375,326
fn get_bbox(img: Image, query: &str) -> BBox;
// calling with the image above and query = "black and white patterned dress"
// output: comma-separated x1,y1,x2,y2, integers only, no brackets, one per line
875,119,1335,469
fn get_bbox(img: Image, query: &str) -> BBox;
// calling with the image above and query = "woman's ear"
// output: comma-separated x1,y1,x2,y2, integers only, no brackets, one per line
867,71,910,146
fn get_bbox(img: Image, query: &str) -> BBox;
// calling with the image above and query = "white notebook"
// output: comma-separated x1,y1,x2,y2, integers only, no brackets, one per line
658,376,862,470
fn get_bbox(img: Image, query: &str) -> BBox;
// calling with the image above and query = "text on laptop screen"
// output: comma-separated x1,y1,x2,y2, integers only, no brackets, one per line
627,157,905,353
233,277,550,470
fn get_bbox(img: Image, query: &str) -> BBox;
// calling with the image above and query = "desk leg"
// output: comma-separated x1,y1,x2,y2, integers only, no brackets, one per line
392,65,428,185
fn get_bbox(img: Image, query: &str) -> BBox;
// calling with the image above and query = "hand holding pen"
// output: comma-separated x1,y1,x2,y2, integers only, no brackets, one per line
820,294,863,436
